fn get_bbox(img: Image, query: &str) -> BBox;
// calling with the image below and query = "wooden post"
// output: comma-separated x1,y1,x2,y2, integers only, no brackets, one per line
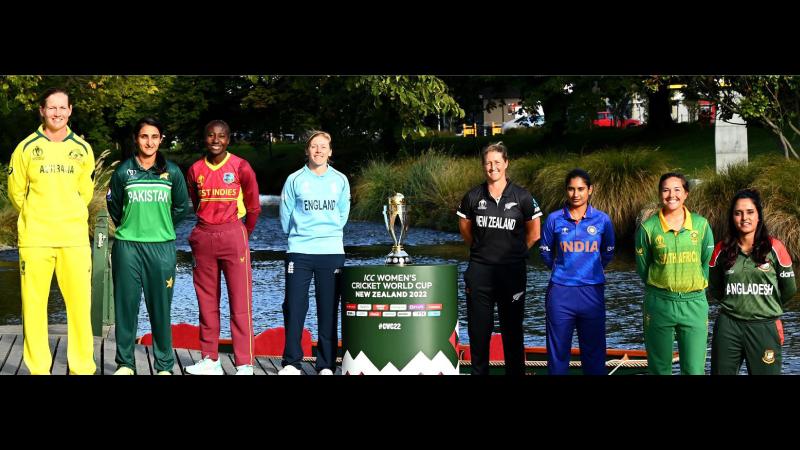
91,209,114,336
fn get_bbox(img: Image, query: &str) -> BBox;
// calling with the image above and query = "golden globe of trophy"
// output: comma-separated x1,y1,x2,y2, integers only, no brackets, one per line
383,193,412,266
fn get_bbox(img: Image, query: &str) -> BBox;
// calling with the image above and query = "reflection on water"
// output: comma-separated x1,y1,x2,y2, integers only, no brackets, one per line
2,209,799,374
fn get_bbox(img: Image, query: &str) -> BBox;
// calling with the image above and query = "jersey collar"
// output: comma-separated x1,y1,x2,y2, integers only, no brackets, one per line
659,205,693,232
204,152,231,171
36,125,73,142
561,204,594,220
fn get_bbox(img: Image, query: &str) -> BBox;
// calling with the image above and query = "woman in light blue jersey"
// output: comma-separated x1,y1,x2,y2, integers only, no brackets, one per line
278,130,350,375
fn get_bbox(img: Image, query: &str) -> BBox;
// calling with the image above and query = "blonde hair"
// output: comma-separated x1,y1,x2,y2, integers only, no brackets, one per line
305,130,332,149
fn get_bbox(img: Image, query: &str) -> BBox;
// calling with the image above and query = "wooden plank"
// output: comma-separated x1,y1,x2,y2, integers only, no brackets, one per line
174,349,194,375
188,349,203,364
299,361,316,375
51,336,69,375
134,344,151,375
334,366,342,376
219,352,236,375
93,337,103,375
256,357,279,375
251,357,267,376
0,335,15,373
0,335,21,375
102,337,118,375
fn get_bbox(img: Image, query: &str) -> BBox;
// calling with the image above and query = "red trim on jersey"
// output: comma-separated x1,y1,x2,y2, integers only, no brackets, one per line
776,319,785,346
770,237,793,267
709,241,725,267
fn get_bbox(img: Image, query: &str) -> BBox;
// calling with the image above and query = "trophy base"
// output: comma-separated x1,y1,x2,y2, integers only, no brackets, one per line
385,251,412,266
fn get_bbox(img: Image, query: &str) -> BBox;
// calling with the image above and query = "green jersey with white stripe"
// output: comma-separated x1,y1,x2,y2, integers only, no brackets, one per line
635,206,714,293
108,155,189,242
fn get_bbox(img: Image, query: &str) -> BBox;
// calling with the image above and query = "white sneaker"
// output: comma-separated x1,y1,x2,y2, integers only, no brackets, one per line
113,366,134,375
185,357,223,375
235,365,254,375
318,368,333,375
278,365,302,375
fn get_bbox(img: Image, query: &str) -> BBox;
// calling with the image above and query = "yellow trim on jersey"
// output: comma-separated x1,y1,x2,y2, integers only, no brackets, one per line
658,206,694,233
203,152,232,171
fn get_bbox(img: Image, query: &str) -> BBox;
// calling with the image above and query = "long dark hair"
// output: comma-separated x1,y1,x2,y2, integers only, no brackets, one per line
721,188,771,270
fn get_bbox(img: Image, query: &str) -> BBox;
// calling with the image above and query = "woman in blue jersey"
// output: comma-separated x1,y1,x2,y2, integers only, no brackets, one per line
540,169,615,375
278,130,350,375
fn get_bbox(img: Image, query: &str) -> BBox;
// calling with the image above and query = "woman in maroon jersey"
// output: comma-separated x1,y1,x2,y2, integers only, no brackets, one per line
184,120,262,375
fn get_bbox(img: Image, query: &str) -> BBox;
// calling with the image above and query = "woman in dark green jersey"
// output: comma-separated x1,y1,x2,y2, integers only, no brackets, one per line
635,172,714,375
107,117,189,375
708,189,796,375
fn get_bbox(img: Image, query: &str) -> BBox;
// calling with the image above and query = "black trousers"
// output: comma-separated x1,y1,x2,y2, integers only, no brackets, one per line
464,261,527,375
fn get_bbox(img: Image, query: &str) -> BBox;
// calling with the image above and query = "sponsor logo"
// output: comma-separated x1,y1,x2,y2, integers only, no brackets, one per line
345,303,357,311
373,304,389,311
690,230,699,244
223,172,235,184
587,225,597,235
196,175,204,187
240,256,245,263
368,311,381,317
504,202,518,211
165,277,174,288
356,311,368,317
389,304,407,311
426,304,442,310
357,304,372,311
655,235,666,249
762,349,776,365
427,311,441,317
409,304,426,310
159,172,170,180
757,262,772,272
477,199,487,210
412,311,427,317
725,269,735,275
561,227,570,234
287,261,294,274
382,312,397,317
512,291,524,302
540,245,550,252
346,311,355,317
606,246,615,252
32,146,44,160
127,169,137,177
779,271,795,278
68,149,83,161
397,311,412,317
334,268,341,274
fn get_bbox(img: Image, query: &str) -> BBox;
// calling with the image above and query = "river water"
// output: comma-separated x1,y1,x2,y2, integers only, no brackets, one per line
1,205,799,374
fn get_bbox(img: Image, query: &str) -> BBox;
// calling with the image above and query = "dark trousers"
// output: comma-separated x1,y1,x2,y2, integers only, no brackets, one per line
711,312,783,375
282,253,345,371
464,261,527,375
545,282,607,375
112,240,176,373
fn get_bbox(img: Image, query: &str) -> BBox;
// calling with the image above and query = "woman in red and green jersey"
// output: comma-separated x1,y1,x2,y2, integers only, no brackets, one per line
708,189,796,375
635,172,714,375
184,120,261,376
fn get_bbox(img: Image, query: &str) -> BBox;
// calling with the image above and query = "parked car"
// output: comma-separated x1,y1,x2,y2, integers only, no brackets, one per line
592,111,641,128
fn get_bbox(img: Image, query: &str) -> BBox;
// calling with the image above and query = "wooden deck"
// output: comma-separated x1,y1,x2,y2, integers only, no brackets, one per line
0,333,338,375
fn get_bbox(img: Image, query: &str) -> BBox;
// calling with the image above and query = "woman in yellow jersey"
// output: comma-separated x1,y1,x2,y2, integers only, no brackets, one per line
6,88,97,375
635,172,714,375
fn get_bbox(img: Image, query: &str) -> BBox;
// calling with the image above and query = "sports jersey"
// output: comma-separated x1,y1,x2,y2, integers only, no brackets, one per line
186,152,261,235
280,164,350,254
456,180,542,265
8,125,95,247
708,238,797,320
540,204,615,286
635,206,714,293
107,153,189,242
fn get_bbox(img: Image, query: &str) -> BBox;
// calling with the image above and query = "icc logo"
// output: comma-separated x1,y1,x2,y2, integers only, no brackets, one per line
32,147,44,160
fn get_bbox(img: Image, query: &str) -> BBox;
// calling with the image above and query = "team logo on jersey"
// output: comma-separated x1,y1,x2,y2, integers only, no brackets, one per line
690,230,699,244
561,227,569,234
196,175,205,187
68,149,83,161
655,235,666,249
32,147,44,160
159,172,170,180
636,247,644,256
762,349,776,364
223,172,235,184
127,169,137,177
504,202,518,211
477,199,487,210
587,225,597,235
512,291,524,302
757,262,772,272
165,277,174,288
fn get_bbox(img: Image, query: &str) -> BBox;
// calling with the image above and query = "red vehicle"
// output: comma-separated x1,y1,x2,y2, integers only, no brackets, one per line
592,111,641,128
